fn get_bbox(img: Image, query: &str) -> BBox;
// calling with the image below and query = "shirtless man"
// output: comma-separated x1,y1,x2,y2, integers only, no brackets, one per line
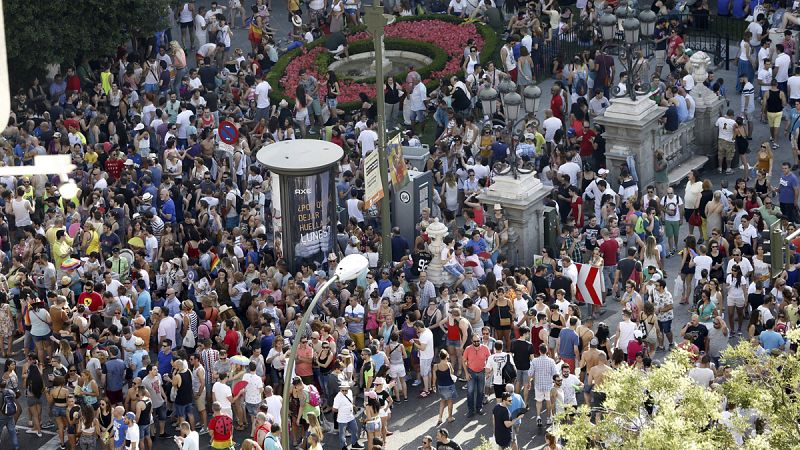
579,338,603,405
587,352,612,420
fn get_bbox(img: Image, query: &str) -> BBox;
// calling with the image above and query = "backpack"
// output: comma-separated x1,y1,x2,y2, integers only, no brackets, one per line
1,389,16,416
306,384,321,407
215,29,226,46
211,414,233,438
501,354,517,383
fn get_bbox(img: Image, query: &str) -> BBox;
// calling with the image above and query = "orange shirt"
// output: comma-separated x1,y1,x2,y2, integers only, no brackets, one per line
295,344,314,377
463,344,491,373
133,326,152,352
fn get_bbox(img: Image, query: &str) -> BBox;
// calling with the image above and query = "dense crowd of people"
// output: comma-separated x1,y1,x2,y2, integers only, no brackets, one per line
2,0,800,450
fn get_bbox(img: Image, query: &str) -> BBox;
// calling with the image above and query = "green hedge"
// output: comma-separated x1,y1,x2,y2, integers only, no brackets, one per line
266,16,499,111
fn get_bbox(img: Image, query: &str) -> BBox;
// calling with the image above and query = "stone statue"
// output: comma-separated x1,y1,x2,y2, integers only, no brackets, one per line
424,218,456,288
689,51,712,85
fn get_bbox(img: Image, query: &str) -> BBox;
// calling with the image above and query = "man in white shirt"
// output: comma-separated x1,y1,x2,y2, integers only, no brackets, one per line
357,120,379,157
738,215,758,247
175,106,194,148
788,67,800,108
414,321,435,395
263,386,283,426
448,0,466,16
758,59,774,98
332,382,360,449
254,74,272,124
739,74,755,136
410,75,428,134
687,355,715,387
154,307,177,349
775,43,792,94
588,90,609,118
715,109,737,174
242,362,264,434
212,372,235,417
124,412,141,450
541,109,563,149
176,421,200,450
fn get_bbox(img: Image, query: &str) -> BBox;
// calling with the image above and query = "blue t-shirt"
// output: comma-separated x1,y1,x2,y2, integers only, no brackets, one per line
491,141,509,162
138,291,152,319
157,350,174,376
509,393,525,425
160,198,177,223
104,358,127,392
759,330,785,350
788,108,800,134
717,0,731,15
113,417,128,449
779,173,799,204
557,328,580,359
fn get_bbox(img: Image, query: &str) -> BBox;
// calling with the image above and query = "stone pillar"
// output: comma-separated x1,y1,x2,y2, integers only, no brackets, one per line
425,218,456,288
594,95,666,191
688,51,725,162
478,172,551,267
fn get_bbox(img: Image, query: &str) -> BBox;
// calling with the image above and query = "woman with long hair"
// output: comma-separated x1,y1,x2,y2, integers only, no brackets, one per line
683,170,704,240
97,397,114,450
642,235,663,275
680,235,699,304
432,349,457,426
363,391,382,450
294,85,311,138
77,403,100,450
22,355,44,436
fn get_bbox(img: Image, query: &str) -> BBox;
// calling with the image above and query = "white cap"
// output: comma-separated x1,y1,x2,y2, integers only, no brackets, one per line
124,159,134,166
134,123,145,131
142,192,153,201
598,168,610,175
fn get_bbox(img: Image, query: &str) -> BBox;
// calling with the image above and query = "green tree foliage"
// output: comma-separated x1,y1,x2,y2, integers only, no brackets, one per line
3,0,171,82
553,333,800,450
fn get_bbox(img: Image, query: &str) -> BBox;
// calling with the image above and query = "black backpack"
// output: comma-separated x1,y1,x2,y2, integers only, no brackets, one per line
1,389,16,416
501,354,517,383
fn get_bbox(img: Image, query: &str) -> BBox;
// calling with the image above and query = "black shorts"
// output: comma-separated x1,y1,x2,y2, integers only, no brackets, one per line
493,384,505,398
592,391,607,408
180,21,193,29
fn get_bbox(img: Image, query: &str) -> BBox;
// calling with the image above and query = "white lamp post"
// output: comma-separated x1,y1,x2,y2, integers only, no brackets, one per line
280,254,369,447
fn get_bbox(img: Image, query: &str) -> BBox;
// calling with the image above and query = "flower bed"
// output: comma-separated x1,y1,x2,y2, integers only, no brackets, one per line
267,15,499,111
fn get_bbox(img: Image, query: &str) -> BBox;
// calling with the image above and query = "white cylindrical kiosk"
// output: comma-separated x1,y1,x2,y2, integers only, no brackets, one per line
256,139,344,272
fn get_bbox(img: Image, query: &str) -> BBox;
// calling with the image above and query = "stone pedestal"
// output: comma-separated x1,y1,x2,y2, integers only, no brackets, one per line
595,95,666,191
478,172,551,267
425,219,456,288
689,52,725,163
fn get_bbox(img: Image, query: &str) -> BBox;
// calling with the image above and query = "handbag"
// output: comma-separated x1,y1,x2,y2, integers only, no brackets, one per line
688,210,702,226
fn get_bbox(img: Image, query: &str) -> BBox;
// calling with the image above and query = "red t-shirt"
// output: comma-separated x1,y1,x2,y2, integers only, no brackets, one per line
78,292,103,312
570,196,584,228
223,330,239,356
579,129,596,157
66,75,82,93
598,238,620,266
551,95,564,121
105,158,124,180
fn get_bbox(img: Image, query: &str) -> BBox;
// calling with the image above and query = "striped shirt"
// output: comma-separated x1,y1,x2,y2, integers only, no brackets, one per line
530,355,558,392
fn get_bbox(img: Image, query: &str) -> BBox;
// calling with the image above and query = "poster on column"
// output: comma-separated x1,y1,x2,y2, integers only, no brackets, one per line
270,172,284,262
287,172,334,270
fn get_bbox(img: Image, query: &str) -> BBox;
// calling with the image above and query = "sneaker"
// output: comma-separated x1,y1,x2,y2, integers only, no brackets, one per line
412,380,421,386
717,168,723,174
199,427,209,435
477,409,485,415
352,443,365,449
462,384,468,390
25,429,39,435
42,422,55,429
772,142,780,149
547,417,553,425
725,168,733,174
537,416,543,427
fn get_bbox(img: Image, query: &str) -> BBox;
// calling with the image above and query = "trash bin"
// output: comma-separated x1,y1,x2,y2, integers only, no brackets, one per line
402,145,430,172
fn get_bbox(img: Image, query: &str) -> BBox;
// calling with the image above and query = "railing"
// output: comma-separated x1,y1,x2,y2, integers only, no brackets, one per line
660,119,695,170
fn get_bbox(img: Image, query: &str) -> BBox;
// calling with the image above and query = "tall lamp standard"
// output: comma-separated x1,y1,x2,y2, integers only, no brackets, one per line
280,254,370,449
479,78,541,179
363,2,393,266
598,5,657,100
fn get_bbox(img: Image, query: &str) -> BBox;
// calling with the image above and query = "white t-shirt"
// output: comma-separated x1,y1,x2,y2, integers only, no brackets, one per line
738,223,758,245
757,67,773,92
757,46,770,72
418,328,435,360
775,53,792,83
542,117,563,142
747,22,762,47
176,110,194,139
715,117,736,142
741,82,755,112
242,372,264,404
212,381,233,412
488,351,509,385
682,73,695,91
661,194,684,221
788,76,800,99
158,317,178,349
125,423,140,444
255,80,272,109
264,395,283,425
358,129,378,157
557,162,581,187
688,367,715,387
182,430,200,450
333,391,356,423
449,0,465,13
616,320,637,351
693,255,713,280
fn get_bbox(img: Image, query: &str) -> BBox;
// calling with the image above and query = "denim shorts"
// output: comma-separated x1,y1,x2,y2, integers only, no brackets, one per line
32,332,52,342
446,339,461,348
246,402,260,417
437,384,457,401
174,402,193,418
658,320,672,334
52,406,67,417
365,418,382,432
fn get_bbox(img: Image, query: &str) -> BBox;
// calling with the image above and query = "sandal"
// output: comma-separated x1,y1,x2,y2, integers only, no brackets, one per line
418,390,430,398
447,417,456,423
436,419,443,426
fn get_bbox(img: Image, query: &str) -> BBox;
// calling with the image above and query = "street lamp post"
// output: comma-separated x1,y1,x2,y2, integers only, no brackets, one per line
280,254,370,449
598,6,656,100
364,3,393,266
479,78,541,179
